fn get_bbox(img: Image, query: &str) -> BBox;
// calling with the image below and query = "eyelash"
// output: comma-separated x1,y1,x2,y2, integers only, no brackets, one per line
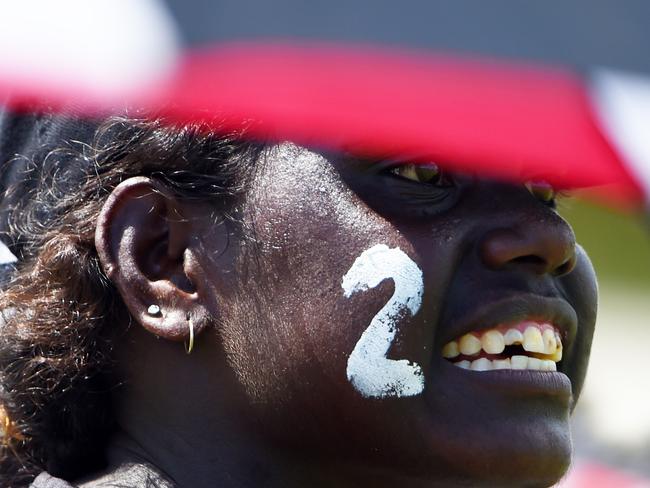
384,162,454,187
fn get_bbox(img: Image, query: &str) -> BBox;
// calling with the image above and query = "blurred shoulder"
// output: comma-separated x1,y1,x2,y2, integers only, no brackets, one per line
30,472,76,488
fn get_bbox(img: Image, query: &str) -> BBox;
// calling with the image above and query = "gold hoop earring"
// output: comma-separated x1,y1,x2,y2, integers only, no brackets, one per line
185,319,194,354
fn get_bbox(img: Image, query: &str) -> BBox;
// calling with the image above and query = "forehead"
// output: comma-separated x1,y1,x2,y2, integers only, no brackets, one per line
251,143,390,233
264,143,340,181
242,142,510,282
248,141,556,231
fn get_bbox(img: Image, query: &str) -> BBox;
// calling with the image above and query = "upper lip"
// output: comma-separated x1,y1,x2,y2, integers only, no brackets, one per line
438,293,578,351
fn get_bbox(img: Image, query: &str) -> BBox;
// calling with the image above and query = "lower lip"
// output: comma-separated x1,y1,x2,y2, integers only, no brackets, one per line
439,359,573,399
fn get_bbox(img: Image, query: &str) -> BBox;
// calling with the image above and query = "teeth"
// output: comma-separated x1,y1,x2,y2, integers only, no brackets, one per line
470,358,492,371
550,340,563,362
481,330,505,354
511,355,529,370
452,356,559,372
446,323,565,372
543,329,557,354
541,359,557,371
492,358,511,370
523,326,545,353
459,334,482,356
442,341,460,359
457,360,471,369
504,329,524,346
527,357,543,371
452,355,558,372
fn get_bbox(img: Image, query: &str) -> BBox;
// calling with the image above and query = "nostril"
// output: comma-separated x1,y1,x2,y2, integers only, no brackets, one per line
552,254,577,277
510,255,547,272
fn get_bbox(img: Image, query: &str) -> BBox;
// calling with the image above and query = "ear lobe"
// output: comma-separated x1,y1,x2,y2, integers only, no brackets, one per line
95,176,209,342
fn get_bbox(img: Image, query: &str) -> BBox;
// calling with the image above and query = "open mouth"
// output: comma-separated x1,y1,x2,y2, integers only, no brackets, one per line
441,321,563,372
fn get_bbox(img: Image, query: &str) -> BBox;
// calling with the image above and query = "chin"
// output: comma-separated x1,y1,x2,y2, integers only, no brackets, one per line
453,427,572,487
410,403,574,487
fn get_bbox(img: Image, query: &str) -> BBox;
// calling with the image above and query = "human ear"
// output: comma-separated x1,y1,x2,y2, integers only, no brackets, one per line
95,176,209,343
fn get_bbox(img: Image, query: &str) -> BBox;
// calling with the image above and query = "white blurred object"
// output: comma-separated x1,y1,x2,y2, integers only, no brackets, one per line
0,241,17,265
0,0,180,99
591,69,650,203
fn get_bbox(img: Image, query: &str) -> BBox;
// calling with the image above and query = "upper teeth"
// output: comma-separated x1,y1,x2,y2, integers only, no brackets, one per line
442,322,563,372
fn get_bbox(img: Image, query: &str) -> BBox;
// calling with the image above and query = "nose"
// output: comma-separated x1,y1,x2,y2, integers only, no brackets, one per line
479,217,577,277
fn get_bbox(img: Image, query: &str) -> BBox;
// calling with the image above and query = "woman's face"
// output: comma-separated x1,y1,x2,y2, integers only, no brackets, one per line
198,144,597,486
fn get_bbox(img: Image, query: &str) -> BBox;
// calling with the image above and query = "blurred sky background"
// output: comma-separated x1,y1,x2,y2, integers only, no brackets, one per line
166,0,650,75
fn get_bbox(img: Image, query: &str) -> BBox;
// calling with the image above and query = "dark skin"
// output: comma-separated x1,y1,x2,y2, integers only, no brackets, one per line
91,143,597,488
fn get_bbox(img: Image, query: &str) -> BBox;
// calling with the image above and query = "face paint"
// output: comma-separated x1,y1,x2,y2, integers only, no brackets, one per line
342,244,424,398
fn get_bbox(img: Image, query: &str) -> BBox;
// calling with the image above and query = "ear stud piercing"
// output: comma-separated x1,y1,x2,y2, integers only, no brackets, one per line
147,304,161,317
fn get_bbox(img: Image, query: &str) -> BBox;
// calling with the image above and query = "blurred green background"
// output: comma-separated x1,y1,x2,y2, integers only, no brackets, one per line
563,199,650,287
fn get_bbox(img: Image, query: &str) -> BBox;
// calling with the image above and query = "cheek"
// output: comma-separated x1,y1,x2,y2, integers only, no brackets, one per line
560,245,598,402
225,243,437,422
225,194,426,409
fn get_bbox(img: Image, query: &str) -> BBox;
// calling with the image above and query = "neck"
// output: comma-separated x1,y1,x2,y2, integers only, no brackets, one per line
91,433,452,488
105,328,278,487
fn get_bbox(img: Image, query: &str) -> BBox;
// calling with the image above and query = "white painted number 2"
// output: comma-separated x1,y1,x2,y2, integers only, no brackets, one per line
342,244,424,398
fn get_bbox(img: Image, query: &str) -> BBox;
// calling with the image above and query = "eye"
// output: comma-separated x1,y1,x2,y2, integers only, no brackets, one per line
525,181,557,207
337,154,461,220
388,162,451,186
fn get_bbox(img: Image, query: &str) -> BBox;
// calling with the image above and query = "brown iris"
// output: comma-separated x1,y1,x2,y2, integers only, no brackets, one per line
390,162,441,184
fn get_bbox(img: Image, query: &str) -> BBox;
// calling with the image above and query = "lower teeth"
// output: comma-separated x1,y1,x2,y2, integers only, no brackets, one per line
454,355,557,372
